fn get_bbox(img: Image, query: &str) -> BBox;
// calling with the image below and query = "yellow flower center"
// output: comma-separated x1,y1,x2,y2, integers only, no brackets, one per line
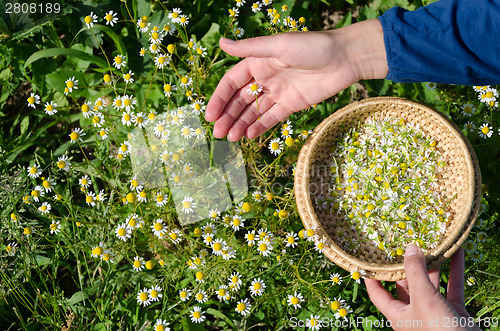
170,232,178,240
352,271,361,280
115,56,122,64
291,297,299,305
259,243,267,252
117,228,126,236
331,300,340,310
66,81,74,88
154,223,163,231
84,16,92,24
92,247,103,255
213,243,222,251
482,126,490,134
139,292,148,301
237,303,246,311
70,132,79,140
192,311,201,319
339,308,348,317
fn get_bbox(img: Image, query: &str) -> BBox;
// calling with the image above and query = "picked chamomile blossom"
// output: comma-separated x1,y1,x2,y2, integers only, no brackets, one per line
319,118,450,261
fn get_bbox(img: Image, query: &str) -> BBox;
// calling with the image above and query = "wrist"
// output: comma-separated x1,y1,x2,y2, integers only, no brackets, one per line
341,19,388,81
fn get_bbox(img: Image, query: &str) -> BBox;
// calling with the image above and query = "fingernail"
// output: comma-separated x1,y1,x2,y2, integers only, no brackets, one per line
220,37,235,44
405,244,419,258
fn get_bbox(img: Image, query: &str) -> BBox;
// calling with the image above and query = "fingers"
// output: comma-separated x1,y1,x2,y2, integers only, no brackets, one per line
365,278,406,319
219,36,279,58
396,279,410,304
226,95,275,142
447,247,465,306
245,103,293,139
205,60,254,123
396,266,440,304
404,244,438,301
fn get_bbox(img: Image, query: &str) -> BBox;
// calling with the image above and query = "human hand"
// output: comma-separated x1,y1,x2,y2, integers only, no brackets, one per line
205,19,388,141
365,245,481,331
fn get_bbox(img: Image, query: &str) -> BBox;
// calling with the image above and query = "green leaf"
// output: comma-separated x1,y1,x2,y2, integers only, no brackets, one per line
67,291,88,306
24,48,108,70
353,281,359,301
92,24,128,58
206,308,235,328
35,254,51,266
19,116,29,138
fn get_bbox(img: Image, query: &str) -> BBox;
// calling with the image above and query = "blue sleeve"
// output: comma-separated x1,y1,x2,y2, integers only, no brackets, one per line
378,0,500,85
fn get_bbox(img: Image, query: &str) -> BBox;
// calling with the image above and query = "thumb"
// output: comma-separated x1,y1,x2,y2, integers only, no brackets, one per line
404,244,438,302
219,36,278,58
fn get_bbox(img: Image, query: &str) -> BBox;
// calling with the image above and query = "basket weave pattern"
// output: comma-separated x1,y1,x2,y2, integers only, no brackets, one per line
295,97,481,281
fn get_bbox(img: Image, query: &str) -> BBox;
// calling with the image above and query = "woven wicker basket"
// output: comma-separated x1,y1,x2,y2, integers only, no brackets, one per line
295,97,481,281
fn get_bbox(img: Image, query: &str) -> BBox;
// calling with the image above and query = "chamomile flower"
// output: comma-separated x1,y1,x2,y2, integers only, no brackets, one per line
335,305,352,321
350,269,366,284
103,10,118,26
231,215,245,231
194,290,208,303
126,213,142,230
268,138,283,155
179,76,193,89
285,232,299,248
466,276,476,286
121,70,134,84
179,288,191,301
5,242,17,256
257,237,273,257
235,298,252,316
180,196,195,214
137,288,151,306
287,291,304,309
330,272,343,285
113,54,126,69
115,222,131,241
306,315,322,330
169,8,182,23
314,239,326,252
464,121,476,132
168,228,183,245
153,320,170,331
83,12,97,29
31,185,44,202
44,101,58,115
233,25,244,38
190,306,206,323
460,103,476,117
121,94,136,112
65,77,78,94
132,256,145,271
228,7,239,17
228,271,242,291
208,209,220,221
251,2,261,13
217,285,231,301
69,128,85,143
192,100,206,115
151,218,167,237
163,83,176,97
27,164,42,179
330,297,346,311
249,278,266,296
154,54,170,69
148,285,163,302
38,202,51,214
211,238,226,256
300,129,312,140
247,83,262,96
85,191,96,206
27,93,40,108
235,0,246,7
49,220,61,234
478,123,493,138
245,230,257,246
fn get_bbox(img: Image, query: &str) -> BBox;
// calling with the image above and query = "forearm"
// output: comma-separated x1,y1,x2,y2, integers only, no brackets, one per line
338,19,389,82
379,0,500,85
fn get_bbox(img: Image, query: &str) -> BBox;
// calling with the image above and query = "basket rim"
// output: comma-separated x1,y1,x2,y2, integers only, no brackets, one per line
294,97,481,281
